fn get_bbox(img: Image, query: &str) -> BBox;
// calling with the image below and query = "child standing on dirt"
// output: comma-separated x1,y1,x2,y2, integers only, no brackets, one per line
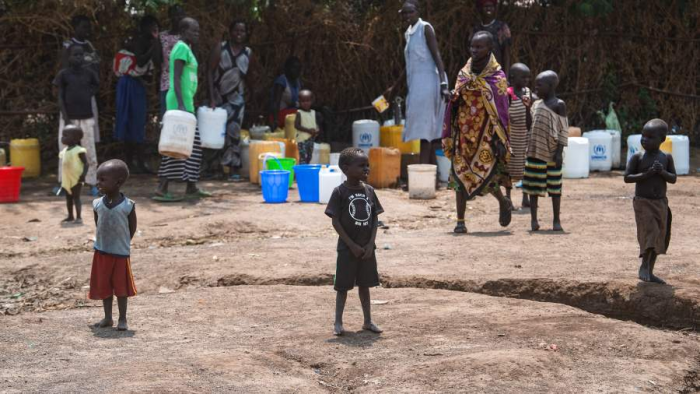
294,89,323,164
325,148,383,336
90,159,137,331
506,63,534,209
55,44,100,193
624,119,676,284
59,125,88,224
523,70,568,231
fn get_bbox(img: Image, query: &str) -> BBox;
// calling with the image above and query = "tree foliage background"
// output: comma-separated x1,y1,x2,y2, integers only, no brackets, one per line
0,0,698,169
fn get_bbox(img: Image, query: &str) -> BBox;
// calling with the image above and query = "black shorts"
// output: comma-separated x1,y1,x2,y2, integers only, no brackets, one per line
334,249,380,291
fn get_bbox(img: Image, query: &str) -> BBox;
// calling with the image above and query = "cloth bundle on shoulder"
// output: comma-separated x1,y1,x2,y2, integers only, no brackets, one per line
113,50,152,78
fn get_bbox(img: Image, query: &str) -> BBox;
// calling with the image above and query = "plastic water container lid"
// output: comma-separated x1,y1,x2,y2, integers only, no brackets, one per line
436,149,445,157
583,130,612,138
353,119,379,125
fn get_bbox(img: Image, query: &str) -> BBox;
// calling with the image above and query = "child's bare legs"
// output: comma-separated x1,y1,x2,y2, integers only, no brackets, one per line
522,192,530,208
117,296,128,330
94,296,114,328
529,195,540,231
72,184,83,223
454,190,468,234
359,286,382,333
63,190,74,222
62,184,83,223
639,249,665,284
334,290,347,335
94,296,129,330
552,195,563,232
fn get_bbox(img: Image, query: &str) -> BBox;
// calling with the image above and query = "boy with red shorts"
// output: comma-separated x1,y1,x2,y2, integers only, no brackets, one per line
89,159,137,331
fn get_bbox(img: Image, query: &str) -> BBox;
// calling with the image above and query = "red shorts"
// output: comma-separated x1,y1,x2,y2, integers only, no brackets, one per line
88,251,137,300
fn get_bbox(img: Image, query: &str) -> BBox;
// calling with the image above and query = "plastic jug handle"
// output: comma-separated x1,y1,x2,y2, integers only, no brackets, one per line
263,154,283,171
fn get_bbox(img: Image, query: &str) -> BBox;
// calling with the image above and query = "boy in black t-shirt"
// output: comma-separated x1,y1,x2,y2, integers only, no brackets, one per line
325,148,384,336
55,44,100,191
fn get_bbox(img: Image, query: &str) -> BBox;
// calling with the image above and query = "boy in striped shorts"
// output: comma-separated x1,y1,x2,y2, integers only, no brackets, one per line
523,70,568,232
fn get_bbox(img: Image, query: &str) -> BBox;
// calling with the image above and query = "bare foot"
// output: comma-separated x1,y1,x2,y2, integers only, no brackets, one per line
453,222,467,234
553,221,564,232
333,322,344,336
531,220,540,231
74,218,83,225
362,322,383,333
638,264,650,282
61,217,74,223
93,318,113,328
650,274,666,285
117,319,128,331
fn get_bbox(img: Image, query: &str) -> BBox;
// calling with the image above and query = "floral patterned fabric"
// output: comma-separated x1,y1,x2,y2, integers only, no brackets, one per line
442,54,510,199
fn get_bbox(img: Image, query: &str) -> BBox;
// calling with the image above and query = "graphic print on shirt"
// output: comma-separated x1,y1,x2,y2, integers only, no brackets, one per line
348,192,372,227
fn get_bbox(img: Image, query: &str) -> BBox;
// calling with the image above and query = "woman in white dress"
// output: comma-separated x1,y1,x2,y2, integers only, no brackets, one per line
386,1,450,165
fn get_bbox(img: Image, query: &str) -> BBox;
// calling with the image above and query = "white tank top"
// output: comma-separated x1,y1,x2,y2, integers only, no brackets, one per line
93,195,135,257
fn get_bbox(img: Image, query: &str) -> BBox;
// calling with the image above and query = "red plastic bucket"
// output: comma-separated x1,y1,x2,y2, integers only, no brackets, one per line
0,167,25,203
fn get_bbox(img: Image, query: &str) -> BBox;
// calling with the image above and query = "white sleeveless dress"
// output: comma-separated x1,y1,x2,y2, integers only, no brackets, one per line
403,19,447,142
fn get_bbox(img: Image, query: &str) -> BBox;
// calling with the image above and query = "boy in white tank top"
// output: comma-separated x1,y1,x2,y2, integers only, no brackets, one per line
90,159,138,331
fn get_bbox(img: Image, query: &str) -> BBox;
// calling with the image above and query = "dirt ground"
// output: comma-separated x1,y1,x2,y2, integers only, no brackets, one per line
2,171,700,393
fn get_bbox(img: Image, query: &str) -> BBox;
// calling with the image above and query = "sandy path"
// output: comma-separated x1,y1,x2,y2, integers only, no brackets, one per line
1,285,699,393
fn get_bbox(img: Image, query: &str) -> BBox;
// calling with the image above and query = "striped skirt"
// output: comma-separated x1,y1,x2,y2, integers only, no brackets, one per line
522,157,562,197
507,98,529,180
157,130,202,182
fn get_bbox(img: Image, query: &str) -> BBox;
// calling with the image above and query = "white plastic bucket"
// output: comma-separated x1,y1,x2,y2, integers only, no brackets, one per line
626,134,642,167
562,137,590,179
408,164,437,199
318,165,344,204
669,135,690,175
159,110,196,159
583,130,613,172
435,150,451,182
197,106,226,149
352,120,380,155
329,153,340,166
605,129,622,168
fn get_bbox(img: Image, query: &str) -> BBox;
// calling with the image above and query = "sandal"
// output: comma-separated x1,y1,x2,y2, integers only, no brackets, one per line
184,189,213,200
152,192,183,202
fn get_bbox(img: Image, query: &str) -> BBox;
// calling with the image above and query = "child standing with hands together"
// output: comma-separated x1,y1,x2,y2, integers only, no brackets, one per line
325,148,383,336
624,119,676,284
90,159,138,331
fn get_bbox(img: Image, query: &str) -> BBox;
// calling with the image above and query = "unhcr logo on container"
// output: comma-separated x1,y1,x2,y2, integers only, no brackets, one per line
359,132,373,146
592,144,607,160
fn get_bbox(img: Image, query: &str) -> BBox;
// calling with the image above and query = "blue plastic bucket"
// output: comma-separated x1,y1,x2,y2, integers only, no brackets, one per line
293,164,323,202
260,159,290,203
